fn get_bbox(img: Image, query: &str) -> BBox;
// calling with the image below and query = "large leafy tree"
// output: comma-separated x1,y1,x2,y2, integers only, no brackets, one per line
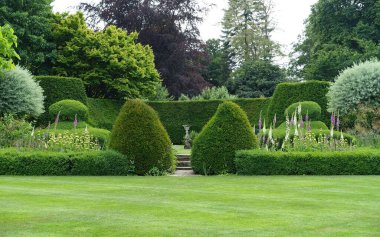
203,39,232,87
0,24,19,70
227,60,285,98
290,0,380,81
0,0,55,75
51,13,160,99
80,0,210,97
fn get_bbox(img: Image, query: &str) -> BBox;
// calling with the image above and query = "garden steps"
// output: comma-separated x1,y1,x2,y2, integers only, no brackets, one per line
176,154,193,172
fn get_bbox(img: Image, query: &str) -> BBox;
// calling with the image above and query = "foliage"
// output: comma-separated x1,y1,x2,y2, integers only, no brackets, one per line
109,100,175,175
50,12,160,99
81,0,210,97
0,66,44,117
228,59,285,98
222,0,281,63
149,98,272,144
236,149,380,175
49,100,89,122
203,39,231,86
0,149,133,176
0,24,19,70
0,0,55,75
146,83,174,101
267,81,331,125
285,101,321,120
87,98,124,130
327,60,380,115
192,86,237,100
290,0,380,81
191,101,258,175
0,114,32,148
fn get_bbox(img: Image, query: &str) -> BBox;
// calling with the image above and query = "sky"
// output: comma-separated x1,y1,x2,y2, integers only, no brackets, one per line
52,0,318,65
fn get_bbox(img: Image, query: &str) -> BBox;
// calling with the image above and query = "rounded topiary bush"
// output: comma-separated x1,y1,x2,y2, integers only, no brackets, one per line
49,100,89,121
191,101,258,175
0,66,44,117
327,60,380,114
109,99,175,175
285,101,322,120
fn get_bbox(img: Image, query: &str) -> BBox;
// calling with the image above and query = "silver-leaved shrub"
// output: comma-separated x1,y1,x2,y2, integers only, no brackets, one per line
327,59,380,114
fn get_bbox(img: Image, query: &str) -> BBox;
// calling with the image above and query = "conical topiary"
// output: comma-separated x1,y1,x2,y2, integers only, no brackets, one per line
109,99,175,175
191,101,258,175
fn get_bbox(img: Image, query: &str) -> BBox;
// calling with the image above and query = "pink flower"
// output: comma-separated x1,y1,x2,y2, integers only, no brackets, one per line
73,114,78,129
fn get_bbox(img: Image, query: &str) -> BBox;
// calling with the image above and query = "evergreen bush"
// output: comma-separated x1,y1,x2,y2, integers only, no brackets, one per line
49,100,89,121
191,101,258,175
0,66,44,117
285,101,322,120
109,100,175,175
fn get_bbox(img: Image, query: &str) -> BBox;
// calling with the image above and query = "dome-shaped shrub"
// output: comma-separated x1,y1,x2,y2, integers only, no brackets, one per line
285,101,322,120
328,60,380,114
49,100,89,121
109,99,175,175
0,66,44,117
191,101,258,175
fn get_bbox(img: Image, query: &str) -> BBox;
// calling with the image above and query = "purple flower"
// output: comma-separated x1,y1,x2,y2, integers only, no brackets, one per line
290,117,293,127
331,112,336,127
300,116,304,129
336,112,340,131
305,111,309,122
47,121,51,130
307,120,312,132
54,111,60,130
73,114,78,129
258,111,262,130
273,114,277,128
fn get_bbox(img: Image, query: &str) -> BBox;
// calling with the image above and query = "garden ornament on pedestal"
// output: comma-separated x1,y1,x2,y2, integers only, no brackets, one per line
183,125,191,149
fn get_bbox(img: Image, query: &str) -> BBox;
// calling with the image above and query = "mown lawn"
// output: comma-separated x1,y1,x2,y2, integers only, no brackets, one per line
0,176,379,236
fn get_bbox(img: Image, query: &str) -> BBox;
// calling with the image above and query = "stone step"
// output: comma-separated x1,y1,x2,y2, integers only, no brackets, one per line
176,167,193,171
176,154,191,159
177,161,191,167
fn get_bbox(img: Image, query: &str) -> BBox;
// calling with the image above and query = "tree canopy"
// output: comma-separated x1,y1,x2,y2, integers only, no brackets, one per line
290,0,380,81
0,24,19,70
80,0,211,97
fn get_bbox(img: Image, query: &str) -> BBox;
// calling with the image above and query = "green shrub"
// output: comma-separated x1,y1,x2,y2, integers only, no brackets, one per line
0,114,32,147
192,86,237,100
109,100,175,175
191,101,258,175
149,98,271,144
87,98,124,130
327,60,380,115
35,76,87,123
0,149,133,176
235,149,380,175
285,101,321,120
268,81,331,125
0,66,44,117
49,100,89,121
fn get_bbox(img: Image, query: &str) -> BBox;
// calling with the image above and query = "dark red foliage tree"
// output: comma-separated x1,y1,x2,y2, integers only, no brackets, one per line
80,0,211,97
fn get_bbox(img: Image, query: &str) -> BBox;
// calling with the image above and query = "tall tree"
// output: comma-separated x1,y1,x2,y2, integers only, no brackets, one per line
0,24,19,70
0,0,55,75
290,0,380,81
80,0,210,97
51,13,160,99
222,0,280,64
203,39,232,87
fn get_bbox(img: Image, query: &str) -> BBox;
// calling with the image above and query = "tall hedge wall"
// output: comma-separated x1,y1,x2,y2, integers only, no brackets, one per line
267,81,331,125
35,76,88,124
148,98,271,144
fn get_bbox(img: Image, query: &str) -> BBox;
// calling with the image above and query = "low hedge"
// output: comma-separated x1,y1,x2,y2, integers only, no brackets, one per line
0,149,133,176
148,98,271,144
268,81,331,125
235,149,380,175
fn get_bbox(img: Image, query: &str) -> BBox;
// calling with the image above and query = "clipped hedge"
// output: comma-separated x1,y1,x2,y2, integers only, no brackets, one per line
268,81,331,125
110,100,176,175
285,101,321,120
235,149,380,175
49,100,89,121
0,149,133,176
148,98,271,144
88,98,124,130
191,101,258,175
36,76,88,124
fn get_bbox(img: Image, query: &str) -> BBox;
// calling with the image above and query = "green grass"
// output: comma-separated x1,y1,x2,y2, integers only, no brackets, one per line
173,145,191,155
0,176,379,236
